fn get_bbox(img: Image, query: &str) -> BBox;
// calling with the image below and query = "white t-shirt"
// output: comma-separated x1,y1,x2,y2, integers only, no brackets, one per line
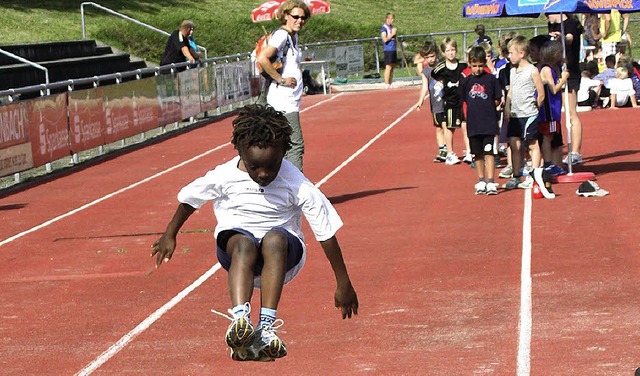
577,76,601,103
266,29,303,113
177,156,343,247
609,77,635,106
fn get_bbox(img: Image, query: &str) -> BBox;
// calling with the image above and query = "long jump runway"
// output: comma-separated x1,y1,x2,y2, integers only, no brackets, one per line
0,87,638,375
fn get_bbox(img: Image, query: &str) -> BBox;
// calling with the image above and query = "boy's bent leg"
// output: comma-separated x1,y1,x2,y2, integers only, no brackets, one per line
218,232,260,360
259,230,289,310
224,233,260,305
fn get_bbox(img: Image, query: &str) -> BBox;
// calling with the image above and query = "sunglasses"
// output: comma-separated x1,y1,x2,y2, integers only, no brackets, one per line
289,14,307,21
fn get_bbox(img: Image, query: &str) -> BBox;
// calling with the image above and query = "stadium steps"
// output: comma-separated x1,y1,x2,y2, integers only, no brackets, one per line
0,40,149,92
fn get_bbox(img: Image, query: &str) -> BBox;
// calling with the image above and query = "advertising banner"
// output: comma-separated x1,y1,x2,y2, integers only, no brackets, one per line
28,93,70,167
178,68,201,119
69,88,105,152
335,45,364,77
102,83,135,144
0,101,32,176
131,77,160,133
199,64,218,113
156,73,182,126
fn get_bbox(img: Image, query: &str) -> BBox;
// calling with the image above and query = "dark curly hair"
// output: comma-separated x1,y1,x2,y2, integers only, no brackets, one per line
231,104,292,153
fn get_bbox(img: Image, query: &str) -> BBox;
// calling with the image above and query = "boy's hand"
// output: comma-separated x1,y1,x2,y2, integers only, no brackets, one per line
335,281,359,319
151,234,177,268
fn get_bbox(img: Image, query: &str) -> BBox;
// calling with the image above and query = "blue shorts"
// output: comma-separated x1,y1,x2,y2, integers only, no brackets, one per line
507,115,539,141
216,227,304,278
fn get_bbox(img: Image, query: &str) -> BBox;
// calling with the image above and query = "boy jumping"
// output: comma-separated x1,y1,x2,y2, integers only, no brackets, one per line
151,104,359,361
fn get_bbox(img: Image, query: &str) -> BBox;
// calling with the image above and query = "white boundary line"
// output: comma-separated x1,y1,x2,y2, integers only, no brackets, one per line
76,263,222,376
0,143,230,248
75,102,413,375
517,189,533,376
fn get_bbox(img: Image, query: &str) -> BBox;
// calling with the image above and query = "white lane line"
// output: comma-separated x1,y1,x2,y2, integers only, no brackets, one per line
301,92,343,113
75,102,414,374
75,263,223,376
315,105,414,188
0,93,344,249
0,143,230,248
517,188,533,376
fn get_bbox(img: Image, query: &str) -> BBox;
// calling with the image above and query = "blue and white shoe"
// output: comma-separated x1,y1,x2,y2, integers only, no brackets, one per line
544,164,567,177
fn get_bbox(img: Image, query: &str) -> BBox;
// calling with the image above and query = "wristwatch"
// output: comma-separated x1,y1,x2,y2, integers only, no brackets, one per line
280,78,286,86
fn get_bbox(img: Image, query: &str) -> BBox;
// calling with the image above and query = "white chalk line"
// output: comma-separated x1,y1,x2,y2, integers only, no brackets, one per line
517,188,533,376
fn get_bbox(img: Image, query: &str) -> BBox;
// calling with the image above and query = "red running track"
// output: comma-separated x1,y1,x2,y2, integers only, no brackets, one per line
0,88,638,375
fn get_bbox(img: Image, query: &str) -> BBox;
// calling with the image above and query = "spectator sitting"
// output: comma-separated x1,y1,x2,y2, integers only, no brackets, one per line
609,66,638,109
617,55,640,103
594,54,617,105
577,66,601,110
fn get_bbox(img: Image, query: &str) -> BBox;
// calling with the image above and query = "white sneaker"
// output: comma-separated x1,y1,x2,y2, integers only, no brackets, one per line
445,153,461,165
211,303,256,361
563,152,583,165
463,153,474,164
253,319,287,361
517,176,533,189
474,181,487,195
498,165,513,178
486,182,498,195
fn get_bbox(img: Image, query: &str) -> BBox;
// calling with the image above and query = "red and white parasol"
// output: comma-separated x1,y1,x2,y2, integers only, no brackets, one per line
251,0,330,23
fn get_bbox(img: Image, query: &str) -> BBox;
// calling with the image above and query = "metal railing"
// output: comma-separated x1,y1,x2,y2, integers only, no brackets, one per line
80,2,208,60
0,48,50,95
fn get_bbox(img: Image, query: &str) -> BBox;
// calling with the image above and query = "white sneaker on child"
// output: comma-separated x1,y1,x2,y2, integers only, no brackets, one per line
445,153,461,165
474,181,487,195
485,182,498,195
212,303,256,361
253,319,287,361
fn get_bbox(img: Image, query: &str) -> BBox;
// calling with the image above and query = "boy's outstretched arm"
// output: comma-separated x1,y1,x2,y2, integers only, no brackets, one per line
319,236,359,319
151,203,196,268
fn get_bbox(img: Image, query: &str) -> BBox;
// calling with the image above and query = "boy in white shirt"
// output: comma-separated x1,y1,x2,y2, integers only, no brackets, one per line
152,104,358,361
609,67,638,109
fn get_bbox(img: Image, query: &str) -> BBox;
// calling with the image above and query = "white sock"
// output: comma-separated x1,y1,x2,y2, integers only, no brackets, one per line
258,307,277,328
232,303,249,318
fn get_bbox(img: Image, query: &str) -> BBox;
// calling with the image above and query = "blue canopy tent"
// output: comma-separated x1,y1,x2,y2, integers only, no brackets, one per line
462,0,640,181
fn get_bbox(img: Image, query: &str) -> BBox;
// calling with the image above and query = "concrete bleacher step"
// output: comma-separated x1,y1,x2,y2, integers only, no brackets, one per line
0,40,148,91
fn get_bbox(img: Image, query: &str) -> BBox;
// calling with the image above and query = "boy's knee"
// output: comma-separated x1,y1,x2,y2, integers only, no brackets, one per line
261,230,289,259
229,235,258,254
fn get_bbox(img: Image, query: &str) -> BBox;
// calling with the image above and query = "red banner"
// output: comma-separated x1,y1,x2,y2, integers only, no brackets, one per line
68,88,106,152
28,93,71,167
131,77,160,133
102,83,135,144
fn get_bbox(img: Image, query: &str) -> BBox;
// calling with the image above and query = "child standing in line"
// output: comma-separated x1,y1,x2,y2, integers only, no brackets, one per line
496,32,518,178
537,40,569,183
503,36,545,190
460,46,503,195
415,40,447,162
431,37,468,165
151,104,358,362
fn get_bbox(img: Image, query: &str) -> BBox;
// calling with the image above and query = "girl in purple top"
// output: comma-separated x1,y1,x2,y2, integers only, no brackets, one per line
538,40,569,175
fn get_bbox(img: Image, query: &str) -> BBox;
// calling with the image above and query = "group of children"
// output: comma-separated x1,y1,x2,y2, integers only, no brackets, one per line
578,53,640,110
415,33,574,199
